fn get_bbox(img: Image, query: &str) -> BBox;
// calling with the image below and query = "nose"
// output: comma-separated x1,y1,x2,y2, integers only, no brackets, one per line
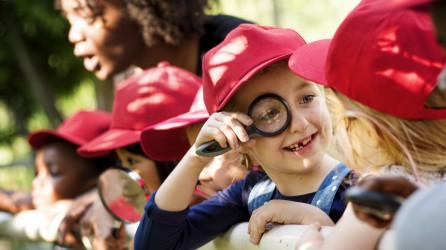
198,165,213,182
68,20,85,44
32,173,44,190
288,108,309,133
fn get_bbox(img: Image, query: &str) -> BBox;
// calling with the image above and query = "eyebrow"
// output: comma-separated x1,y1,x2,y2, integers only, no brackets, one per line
60,0,85,18
294,80,314,91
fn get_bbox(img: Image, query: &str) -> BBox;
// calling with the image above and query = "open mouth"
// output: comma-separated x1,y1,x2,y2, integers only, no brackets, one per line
83,55,100,72
284,133,316,152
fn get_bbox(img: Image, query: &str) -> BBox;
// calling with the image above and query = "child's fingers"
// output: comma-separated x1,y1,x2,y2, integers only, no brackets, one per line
248,218,267,245
218,111,253,127
295,222,323,250
219,123,241,149
219,112,253,142
248,206,271,245
214,113,250,149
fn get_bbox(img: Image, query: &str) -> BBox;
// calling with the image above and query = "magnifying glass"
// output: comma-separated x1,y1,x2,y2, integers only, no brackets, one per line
196,94,291,157
97,167,149,236
77,167,148,250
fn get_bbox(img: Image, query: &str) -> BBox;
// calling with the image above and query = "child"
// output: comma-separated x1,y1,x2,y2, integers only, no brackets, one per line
57,62,201,249
140,87,249,200
57,0,251,80
134,24,355,249
0,110,111,242
289,0,446,249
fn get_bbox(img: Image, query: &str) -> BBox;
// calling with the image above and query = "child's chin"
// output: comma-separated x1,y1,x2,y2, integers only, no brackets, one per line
33,201,51,211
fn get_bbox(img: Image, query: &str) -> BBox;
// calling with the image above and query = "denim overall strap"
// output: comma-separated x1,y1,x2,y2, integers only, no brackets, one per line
248,175,276,215
310,163,351,214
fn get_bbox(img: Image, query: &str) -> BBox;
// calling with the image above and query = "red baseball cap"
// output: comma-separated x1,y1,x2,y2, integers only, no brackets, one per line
289,2,446,120
202,24,307,114
28,110,112,151
78,62,201,158
140,87,208,161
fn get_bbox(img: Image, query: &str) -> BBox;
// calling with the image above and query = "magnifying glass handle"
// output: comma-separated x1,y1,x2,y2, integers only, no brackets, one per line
111,220,122,238
195,140,232,157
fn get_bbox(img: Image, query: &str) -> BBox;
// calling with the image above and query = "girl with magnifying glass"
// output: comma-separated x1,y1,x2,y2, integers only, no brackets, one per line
134,24,356,249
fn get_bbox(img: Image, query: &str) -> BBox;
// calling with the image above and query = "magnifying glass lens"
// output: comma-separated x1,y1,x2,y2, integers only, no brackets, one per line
250,97,288,134
195,94,290,157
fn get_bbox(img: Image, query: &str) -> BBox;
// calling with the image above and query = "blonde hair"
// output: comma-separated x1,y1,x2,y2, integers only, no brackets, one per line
326,87,446,178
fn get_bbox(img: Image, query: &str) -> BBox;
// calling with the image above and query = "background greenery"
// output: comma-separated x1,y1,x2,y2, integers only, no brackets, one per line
0,0,360,191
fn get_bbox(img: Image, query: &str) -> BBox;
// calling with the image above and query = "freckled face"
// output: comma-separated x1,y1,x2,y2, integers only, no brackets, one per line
114,148,161,195
61,0,147,80
32,141,97,210
232,65,333,177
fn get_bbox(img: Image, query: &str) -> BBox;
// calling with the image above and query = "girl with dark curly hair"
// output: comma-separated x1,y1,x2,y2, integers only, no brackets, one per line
56,0,251,80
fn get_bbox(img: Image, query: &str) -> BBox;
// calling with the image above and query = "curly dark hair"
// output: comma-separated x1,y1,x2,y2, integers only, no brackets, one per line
55,0,210,46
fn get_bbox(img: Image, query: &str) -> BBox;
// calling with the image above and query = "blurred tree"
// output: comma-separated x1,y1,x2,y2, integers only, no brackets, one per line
0,0,100,146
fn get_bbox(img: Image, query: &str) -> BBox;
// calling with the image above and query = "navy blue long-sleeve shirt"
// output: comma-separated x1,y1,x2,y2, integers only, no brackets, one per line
134,171,354,250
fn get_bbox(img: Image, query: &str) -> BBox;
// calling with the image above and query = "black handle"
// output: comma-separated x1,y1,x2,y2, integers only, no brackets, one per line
195,140,232,157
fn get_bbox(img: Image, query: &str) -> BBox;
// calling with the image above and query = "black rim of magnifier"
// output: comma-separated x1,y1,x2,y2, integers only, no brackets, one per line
247,93,291,137
97,166,148,223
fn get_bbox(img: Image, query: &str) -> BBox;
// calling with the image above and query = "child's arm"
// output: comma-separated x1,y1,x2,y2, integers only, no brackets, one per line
134,112,255,249
248,200,334,245
295,204,385,250
154,111,253,212
0,190,33,214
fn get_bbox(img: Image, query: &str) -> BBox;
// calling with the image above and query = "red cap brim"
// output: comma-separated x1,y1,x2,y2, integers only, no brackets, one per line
140,110,209,161
77,129,141,158
289,39,331,86
28,129,86,149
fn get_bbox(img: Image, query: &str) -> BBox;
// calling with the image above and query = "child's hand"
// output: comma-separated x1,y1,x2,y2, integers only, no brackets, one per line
194,111,254,153
351,175,417,228
79,197,128,249
295,222,323,250
248,200,334,245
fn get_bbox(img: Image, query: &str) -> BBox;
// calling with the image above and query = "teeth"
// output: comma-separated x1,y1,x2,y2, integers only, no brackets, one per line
286,136,312,151
302,137,311,146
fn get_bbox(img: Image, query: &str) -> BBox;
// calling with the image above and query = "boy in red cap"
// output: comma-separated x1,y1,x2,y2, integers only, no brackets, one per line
140,87,249,200
134,24,355,249
0,110,111,242
290,0,446,249
58,62,201,249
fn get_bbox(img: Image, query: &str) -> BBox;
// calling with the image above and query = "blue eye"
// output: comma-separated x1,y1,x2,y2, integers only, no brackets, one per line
259,109,281,121
300,94,314,104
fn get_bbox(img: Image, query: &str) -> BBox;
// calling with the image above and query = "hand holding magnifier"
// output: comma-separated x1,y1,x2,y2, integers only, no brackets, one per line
196,94,291,157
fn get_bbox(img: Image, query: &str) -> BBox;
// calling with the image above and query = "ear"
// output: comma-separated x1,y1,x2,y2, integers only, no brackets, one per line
239,138,256,153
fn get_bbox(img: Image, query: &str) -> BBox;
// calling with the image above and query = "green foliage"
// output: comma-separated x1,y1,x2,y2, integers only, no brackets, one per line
0,0,96,147
0,165,34,191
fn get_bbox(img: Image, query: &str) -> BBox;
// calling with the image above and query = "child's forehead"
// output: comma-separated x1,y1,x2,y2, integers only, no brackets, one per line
232,71,318,109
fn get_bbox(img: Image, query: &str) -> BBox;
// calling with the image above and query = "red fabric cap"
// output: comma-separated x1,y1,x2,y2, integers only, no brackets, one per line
290,1,446,120
28,110,111,151
140,87,208,161
289,39,331,86
202,24,307,114
78,62,201,158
